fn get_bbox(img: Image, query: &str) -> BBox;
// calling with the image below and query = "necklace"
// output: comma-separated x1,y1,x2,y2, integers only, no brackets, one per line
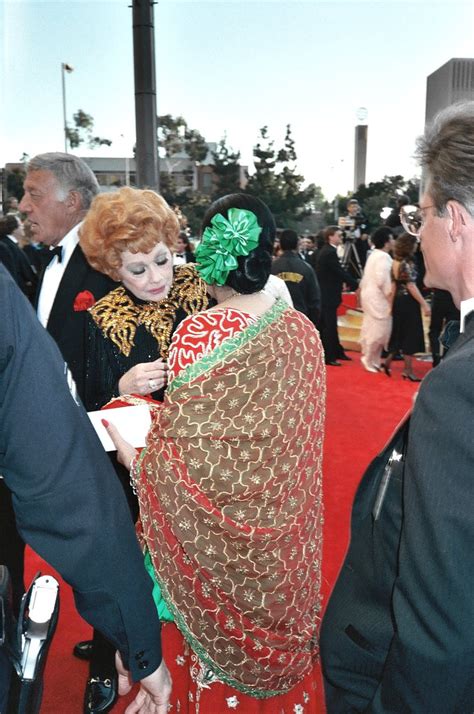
216,289,240,306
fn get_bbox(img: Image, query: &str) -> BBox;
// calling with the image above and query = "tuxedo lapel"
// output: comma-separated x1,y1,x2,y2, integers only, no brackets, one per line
46,245,89,343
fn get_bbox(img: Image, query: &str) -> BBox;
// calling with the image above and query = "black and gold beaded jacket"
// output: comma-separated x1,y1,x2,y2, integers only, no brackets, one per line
84,264,208,411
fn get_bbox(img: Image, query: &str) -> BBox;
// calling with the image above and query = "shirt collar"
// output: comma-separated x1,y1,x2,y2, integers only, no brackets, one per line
459,297,474,332
55,222,82,265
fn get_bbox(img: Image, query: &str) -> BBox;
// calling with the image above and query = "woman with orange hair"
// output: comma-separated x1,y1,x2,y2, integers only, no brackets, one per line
78,186,208,713
80,187,208,410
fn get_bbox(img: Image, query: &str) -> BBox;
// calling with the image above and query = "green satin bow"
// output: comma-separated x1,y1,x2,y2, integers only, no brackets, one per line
195,208,262,285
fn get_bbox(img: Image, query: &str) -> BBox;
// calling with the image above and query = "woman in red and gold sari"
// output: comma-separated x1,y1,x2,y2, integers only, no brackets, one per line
109,194,326,713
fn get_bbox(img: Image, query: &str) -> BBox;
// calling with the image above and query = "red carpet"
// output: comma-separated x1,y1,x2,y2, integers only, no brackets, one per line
25,355,430,713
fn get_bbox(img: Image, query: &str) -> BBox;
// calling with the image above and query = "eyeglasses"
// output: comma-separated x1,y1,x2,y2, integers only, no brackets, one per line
399,204,436,237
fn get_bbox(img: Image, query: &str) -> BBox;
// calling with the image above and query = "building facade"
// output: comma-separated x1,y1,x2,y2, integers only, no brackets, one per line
426,58,474,125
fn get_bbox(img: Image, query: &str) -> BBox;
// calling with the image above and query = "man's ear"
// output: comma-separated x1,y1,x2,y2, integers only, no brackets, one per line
65,189,83,213
445,200,468,243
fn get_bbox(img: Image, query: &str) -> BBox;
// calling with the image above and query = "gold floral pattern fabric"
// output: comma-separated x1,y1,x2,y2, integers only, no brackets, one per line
134,303,326,697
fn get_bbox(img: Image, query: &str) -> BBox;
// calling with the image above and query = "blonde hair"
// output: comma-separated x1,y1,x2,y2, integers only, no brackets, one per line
80,187,179,279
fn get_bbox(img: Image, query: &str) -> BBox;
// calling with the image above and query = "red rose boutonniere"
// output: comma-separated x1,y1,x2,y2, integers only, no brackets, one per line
73,290,96,312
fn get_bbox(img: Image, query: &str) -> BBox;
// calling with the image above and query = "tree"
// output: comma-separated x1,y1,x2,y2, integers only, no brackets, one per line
66,110,112,150
211,136,241,199
6,168,26,201
246,125,317,228
329,175,420,229
156,115,210,234
158,114,208,190
354,175,420,228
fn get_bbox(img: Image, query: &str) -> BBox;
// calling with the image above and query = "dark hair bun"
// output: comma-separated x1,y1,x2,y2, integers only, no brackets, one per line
227,245,273,294
201,193,276,294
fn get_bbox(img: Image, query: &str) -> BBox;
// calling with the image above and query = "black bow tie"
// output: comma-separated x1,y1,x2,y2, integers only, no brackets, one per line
41,246,63,267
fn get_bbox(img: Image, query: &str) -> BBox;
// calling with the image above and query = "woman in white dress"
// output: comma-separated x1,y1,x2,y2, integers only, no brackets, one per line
359,226,395,372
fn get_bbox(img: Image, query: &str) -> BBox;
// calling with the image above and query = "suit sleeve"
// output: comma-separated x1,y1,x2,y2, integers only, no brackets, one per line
304,265,321,327
327,248,359,290
0,268,162,682
367,356,474,711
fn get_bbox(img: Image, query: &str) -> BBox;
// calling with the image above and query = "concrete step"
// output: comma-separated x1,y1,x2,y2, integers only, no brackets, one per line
339,308,362,352
338,325,361,340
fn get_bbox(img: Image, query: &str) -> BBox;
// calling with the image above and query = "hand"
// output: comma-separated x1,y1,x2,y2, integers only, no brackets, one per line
119,359,168,397
102,419,137,470
422,303,431,317
116,652,172,714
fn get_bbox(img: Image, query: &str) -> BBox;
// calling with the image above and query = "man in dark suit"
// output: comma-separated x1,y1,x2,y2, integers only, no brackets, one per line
320,101,474,711
271,229,321,328
0,267,170,713
314,226,358,366
0,214,37,300
17,153,118,711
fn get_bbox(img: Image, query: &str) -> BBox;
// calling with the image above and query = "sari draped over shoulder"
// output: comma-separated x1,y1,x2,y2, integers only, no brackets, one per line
132,300,326,698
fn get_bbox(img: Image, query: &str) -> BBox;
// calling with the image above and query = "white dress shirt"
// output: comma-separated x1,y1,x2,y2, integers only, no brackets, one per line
263,274,294,306
37,222,82,327
459,297,474,333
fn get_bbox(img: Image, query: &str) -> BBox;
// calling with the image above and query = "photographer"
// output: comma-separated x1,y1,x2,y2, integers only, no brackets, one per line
338,199,370,277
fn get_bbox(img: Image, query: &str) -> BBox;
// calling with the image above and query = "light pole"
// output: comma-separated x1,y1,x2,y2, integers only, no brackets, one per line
61,62,74,153
120,134,131,186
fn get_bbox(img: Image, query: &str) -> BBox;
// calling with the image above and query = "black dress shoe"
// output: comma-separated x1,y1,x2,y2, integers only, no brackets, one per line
325,360,342,366
338,353,352,361
84,675,118,713
73,639,94,661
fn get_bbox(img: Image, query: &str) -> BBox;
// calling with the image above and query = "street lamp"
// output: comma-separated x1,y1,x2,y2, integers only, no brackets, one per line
61,63,74,153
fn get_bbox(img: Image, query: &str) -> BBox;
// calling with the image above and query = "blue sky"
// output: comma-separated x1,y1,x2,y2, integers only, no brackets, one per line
3,0,474,199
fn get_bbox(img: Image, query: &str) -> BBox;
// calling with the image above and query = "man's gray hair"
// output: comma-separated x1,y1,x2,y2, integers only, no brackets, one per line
415,101,474,216
27,152,99,209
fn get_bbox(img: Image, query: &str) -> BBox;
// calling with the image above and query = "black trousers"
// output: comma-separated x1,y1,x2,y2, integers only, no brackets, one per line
320,304,344,362
0,480,25,615
428,290,460,367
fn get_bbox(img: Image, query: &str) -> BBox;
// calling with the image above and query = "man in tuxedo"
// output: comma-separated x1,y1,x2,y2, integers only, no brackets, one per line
0,267,170,714
298,235,315,262
19,152,116,398
320,102,474,711
314,226,358,366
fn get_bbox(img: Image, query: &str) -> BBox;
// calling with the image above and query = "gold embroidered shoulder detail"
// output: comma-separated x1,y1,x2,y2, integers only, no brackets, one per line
89,286,140,357
89,265,209,359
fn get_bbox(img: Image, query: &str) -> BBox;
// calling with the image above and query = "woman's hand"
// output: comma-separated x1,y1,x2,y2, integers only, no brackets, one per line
422,302,431,317
102,419,137,470
119,359,168,396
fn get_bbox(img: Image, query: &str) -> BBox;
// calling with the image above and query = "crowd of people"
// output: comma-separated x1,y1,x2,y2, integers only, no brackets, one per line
1,99,474,714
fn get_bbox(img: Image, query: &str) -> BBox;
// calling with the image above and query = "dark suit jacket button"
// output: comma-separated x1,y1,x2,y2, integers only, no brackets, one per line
138,660,149,670
135,650,145,660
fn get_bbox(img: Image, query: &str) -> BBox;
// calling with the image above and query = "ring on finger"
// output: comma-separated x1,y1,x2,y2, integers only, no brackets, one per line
148,378,158,391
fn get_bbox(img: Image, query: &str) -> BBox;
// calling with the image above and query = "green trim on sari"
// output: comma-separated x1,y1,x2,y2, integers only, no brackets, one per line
144,550,174,622
168,298,288,395
148,561,289,699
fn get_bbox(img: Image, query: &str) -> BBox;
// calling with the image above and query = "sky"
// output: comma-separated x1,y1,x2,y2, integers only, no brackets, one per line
2,0,474,200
